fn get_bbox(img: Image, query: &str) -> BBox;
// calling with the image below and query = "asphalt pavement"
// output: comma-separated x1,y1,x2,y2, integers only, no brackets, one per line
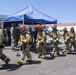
0,36,76,75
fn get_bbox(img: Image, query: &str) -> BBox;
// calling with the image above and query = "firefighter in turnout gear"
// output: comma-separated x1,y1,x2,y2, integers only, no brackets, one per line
17,25,32,65
36,24,46,59
0,27,10,64
69,27,76,52
49,24,60,57
62,27,70,54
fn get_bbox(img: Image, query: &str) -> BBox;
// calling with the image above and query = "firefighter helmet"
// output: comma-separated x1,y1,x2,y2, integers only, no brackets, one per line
70,27,74,30
19,25,26,31
51,24,57,29
63,27,67,30
36,24,42,29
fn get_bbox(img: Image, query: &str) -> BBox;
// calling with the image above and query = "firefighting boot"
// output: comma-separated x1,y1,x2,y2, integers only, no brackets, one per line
62,49,66,54
42,55,45,59
74,48,76,52
0,53,10,64
38,52,42,58
50,51,55,57
68,50,71,54
17,59,24,65
57,51,59,56
26,58,32,62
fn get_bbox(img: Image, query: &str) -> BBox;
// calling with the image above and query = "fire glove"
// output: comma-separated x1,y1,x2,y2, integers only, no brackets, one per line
21,39,27,50
23,39,27,43
53,40,58,45
65,38,69,42
40,40,44,45
18,41,22,46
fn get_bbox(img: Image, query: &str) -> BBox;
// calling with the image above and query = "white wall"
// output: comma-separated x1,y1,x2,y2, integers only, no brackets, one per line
57,26,76,32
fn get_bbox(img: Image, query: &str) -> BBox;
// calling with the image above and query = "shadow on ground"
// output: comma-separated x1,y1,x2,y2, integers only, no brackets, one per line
67,50,76,55
0,60,42,71
0,63,21,71
23,60,41,65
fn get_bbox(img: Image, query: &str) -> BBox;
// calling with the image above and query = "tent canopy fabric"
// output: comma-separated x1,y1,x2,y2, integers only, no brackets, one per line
3,6,57,24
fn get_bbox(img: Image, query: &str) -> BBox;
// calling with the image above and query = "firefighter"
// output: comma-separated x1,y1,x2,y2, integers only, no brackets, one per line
36,24,46,59
62,27,70,54
49,24,60,57
0,27,10,64
69,27,76,52
17,25,32,64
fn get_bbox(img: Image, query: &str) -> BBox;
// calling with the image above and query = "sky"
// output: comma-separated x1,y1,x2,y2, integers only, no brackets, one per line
0,0,76,23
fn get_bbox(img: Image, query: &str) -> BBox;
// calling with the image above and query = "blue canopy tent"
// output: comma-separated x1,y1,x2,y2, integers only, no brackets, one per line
2,6,57,46
3,6,57,24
